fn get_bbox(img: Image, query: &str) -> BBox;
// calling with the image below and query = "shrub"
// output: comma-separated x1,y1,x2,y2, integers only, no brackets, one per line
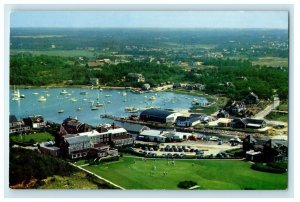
251,163,286,174
177,180,197,189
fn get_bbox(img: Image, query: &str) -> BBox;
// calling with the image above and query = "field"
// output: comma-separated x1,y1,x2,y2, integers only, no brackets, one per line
266,112,289,122
252,57,288,67
83,156,288,190
10,132,54,143
11,49,97,58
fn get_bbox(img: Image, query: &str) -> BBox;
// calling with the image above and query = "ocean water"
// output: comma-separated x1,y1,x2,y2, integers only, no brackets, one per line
10,88,208,126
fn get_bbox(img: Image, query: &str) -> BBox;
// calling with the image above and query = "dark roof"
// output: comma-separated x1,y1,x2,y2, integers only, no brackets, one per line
63,117,82,127
9,115,18,123
140,108,173,119
176,116,189,121
24,115,44,123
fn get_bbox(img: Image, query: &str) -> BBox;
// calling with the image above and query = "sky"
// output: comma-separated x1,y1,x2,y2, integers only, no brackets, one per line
10,11,288,29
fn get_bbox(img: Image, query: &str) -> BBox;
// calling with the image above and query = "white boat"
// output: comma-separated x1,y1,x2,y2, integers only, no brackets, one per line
70,98,77,102
105,95,112,97
99,88,103,91
60,90,68,95
149,96,156,101
125,107,139,113
38,96,47,102
122,92,127,96
107,101,112,104
95,102,104,107
76,107,82,111
46,94,50,97
58,109,64,113
32,92,39,95
12,88,21,101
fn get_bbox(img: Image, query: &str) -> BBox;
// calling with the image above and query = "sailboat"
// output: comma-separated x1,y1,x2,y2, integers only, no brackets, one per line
38,96,47,102
90,101,100,110
12,89,21,101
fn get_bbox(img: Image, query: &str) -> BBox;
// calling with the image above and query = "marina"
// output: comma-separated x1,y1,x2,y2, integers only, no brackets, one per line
10,87,208,126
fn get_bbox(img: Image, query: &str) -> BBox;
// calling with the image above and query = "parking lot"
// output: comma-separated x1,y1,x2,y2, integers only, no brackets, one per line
133,140,242,158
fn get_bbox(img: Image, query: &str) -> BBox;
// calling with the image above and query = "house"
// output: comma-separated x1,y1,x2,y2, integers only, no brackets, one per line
142,83,151,91
244,92,259,105
243,135,288,162
175,116,201,127
139,130,169,142
115,122,150,134
231,118,266,129
90,78,99,85
217,110,229,118
58,118,133,159
230,101,246,115
9,115,30,134
65,135,91,159
23,115,46,129
39,142,61,157
246,150,262,162
166,131,193,141
59,117,92,136
190,114,209,123
127,73,145,83
140,108,182,124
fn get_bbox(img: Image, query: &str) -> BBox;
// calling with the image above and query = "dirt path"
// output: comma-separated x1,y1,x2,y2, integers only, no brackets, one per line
70,163,126,190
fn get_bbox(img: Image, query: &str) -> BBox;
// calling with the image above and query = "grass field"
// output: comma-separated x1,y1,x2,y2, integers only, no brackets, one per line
252,57,288,67
277,101,288,111
83,156,288,190
10,132,54,143
11,49,97,58
266,112,288,122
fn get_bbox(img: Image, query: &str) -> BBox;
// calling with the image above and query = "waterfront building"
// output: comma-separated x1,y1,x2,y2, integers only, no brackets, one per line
139,108,182,124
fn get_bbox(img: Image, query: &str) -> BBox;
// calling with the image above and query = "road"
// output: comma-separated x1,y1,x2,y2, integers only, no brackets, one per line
254,97,280,119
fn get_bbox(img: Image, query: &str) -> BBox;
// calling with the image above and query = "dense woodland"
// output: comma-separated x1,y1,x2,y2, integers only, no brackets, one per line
10,53,288,100
10,28,289,101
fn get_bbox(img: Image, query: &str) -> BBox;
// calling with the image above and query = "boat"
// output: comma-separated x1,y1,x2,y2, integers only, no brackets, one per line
32,92,39,95
90,101,101,110
12,88,21,101
20,94,25,99
105,95,112,97
125,107,139,113
80,91,88,95
58,109,64,113
122,92,127,96
95,102,104,107
99,88,103,91
70,98,77,102
107,101,112,104
46,94,50,97
209,136,220,141
149,96,156,101
76,107,82,111
38,96,47,102
60,89,68,95
91,105,100,110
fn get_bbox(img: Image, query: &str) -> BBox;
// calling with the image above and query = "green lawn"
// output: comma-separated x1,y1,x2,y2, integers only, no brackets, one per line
10,132,54,143
83,156,288,190
252,57,288,68
11,49,97,58
266,112,288,122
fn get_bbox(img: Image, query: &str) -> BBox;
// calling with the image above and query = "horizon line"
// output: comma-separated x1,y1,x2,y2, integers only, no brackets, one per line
10,27,289,30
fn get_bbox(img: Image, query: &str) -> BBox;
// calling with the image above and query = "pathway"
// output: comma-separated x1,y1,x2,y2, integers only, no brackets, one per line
70,163,126,190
